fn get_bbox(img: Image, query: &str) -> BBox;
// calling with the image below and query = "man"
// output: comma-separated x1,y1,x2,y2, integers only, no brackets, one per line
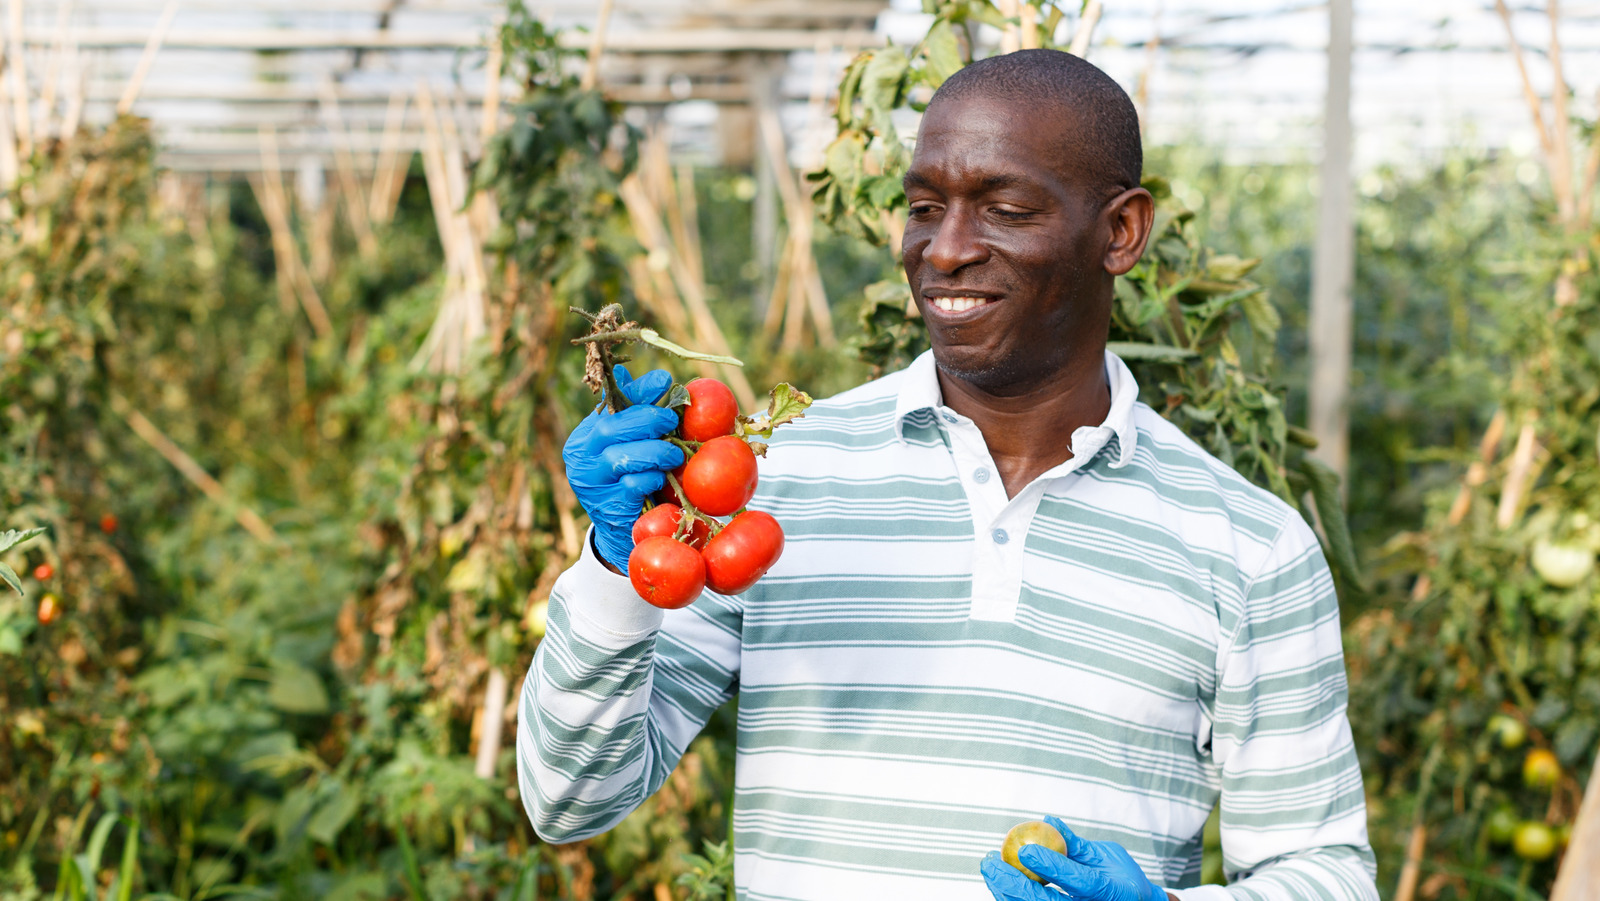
519,49,1377,901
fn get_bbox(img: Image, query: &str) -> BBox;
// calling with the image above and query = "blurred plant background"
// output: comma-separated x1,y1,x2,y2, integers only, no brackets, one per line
2,0,1597,899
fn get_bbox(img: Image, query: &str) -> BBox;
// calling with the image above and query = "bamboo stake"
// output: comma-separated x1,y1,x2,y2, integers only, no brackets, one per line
761,238,794,343
320,87,379,259
1545,0,1575,226
1447,408,1506,526
1493,0,1557,175
675,161,703,288
579,0,614,92
111,395,281,546
479,35,502,144
997,0,1020,54
1393,824,1427,901
1496,419,1539,529
1579,86,1600,229
256,127,334,339
58,36,81,138
1069,0,1103,57
7,0,31,155
369,91,407,224
248,175,301,317
0,57,17,190
40,0,70,139
116,0,178,116
1550,751,1600,901
757,104,835,348
1018,2,1039,50
782,238,809,352
472,667,508,779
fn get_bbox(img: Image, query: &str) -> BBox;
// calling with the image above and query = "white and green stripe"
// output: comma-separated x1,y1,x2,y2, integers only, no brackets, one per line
518,350,1376,900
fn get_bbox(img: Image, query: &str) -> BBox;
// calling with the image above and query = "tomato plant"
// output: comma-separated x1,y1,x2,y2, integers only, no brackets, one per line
681,378,739,443
702,511,784,595
629,536,707,609
681,436,759,518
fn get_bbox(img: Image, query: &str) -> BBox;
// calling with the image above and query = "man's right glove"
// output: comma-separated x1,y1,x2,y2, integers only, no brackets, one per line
562,365,684,570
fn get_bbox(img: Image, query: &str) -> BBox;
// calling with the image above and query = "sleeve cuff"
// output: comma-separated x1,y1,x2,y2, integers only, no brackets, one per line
556,526,665,643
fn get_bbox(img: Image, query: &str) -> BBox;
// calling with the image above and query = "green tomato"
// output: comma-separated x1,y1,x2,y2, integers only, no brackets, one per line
1523,749,1561,790
1512,822,1557,862
1531,539,1594,588
1000,821,1068,884
1486,807,1519,845
1487,714,1526,750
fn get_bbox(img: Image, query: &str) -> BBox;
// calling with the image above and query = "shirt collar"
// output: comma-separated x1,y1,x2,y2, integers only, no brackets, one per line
894,348,1140,469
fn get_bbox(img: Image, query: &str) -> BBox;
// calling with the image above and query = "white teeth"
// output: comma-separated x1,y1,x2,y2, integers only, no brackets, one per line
931,296,988,313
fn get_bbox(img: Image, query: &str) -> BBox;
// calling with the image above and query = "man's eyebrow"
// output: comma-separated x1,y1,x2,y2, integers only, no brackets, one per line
901,171,1037,192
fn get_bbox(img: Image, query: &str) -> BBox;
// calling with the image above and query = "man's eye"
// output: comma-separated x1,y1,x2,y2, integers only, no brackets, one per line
908,204,938,217
991,208,1033,220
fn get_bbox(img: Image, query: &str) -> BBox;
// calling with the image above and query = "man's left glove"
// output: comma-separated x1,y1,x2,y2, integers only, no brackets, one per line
980,815,1169,901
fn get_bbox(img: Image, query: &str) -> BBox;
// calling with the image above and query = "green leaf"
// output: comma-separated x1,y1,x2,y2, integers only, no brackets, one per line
307,781,359,845
637,329,744,366
115,815,139,901
267,664,330,715
0,527,45,556
919,19,963,87
0,562,22,596
1297,456,1364,593
1106,341,1199,363
738,383,814,440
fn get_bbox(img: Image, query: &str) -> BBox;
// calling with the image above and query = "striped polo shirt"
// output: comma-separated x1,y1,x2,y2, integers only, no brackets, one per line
518,350,1377,901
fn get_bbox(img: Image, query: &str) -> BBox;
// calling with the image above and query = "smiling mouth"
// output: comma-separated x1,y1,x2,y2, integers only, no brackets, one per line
926,294,998,314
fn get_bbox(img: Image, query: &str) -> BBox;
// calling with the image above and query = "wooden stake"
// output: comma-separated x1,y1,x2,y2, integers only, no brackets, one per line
1550,751,1600,901
757,104,835,348
479,34,502,144
472,667,508,779
111,395,281,546
40,0,71,139
7,0,32,155
116,0,178,116
997,0,1020,54
1393,824,1427,901
369,91,408,224
1545,0,1575,226
1447,408,1506,526
579,0,614,92
256,127,334,339
1493,0,1557,175
320,86,379,259
1018,3,1039,50
0,56,18,190
1069,0,1103,57
1496,419,1539,529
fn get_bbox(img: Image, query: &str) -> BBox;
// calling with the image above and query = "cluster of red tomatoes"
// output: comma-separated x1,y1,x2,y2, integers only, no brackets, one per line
627,378,785,609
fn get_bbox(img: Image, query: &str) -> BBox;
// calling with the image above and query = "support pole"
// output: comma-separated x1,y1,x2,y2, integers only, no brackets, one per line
1308,0,1354,484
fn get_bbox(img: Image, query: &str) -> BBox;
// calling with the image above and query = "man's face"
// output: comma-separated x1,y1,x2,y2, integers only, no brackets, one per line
901,93,1142,395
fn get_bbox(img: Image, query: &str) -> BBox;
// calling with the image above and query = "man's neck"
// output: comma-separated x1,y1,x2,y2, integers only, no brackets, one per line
935,353,1112,499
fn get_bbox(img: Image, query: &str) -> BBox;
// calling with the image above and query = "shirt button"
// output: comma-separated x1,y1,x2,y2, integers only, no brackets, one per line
943,412,958,424
992,528,1009,545
973,467,990,484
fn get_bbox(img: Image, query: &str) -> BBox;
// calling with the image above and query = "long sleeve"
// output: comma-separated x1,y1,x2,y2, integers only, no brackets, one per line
1175,516,1378,901
515,530,743,843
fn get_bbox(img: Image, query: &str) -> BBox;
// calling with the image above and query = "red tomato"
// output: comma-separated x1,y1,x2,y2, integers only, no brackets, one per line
32,563,54,581
628,536,706,609
99,513,118,534
633,504,710,549
680,378,739,443
37,593,61,625
702,510,784,595
682,436,758,517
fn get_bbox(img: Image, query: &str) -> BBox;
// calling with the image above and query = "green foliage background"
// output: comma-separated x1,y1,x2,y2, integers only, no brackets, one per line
1,2,1595,899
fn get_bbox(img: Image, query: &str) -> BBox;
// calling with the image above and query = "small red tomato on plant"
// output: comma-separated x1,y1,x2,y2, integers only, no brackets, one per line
680,378,739,443
702,510,784,595
37,593,61,625
628,536,706,609
99,513,118,534
633,504,710,549
32,563,54,581
681,435,759,517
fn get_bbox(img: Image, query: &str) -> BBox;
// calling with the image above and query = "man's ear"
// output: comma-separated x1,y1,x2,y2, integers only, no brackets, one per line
1103,187,1154,276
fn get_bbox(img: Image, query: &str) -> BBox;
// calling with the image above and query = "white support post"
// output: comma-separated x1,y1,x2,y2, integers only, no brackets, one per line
1308,0,1354,484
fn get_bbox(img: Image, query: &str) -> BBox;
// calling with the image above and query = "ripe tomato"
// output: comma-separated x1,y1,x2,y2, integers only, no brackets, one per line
680,378,739,443
628,536,705,609
1000,821,1068,884
633,504,710,549
1512,822,1557,861
1523,748,1561,789
702,510,784,595
32,563,54,581
36,593,61,625
681,436,758,517
99,513,118,534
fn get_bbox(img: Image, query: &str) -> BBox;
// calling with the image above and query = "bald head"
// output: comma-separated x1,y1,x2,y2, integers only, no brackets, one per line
928,49,1142,201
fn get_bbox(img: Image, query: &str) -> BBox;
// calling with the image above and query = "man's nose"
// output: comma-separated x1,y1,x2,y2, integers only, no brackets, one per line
921,208,989,274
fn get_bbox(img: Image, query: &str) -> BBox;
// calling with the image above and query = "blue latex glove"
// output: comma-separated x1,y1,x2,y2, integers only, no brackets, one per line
562,366,683,570
980,815,1168,901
